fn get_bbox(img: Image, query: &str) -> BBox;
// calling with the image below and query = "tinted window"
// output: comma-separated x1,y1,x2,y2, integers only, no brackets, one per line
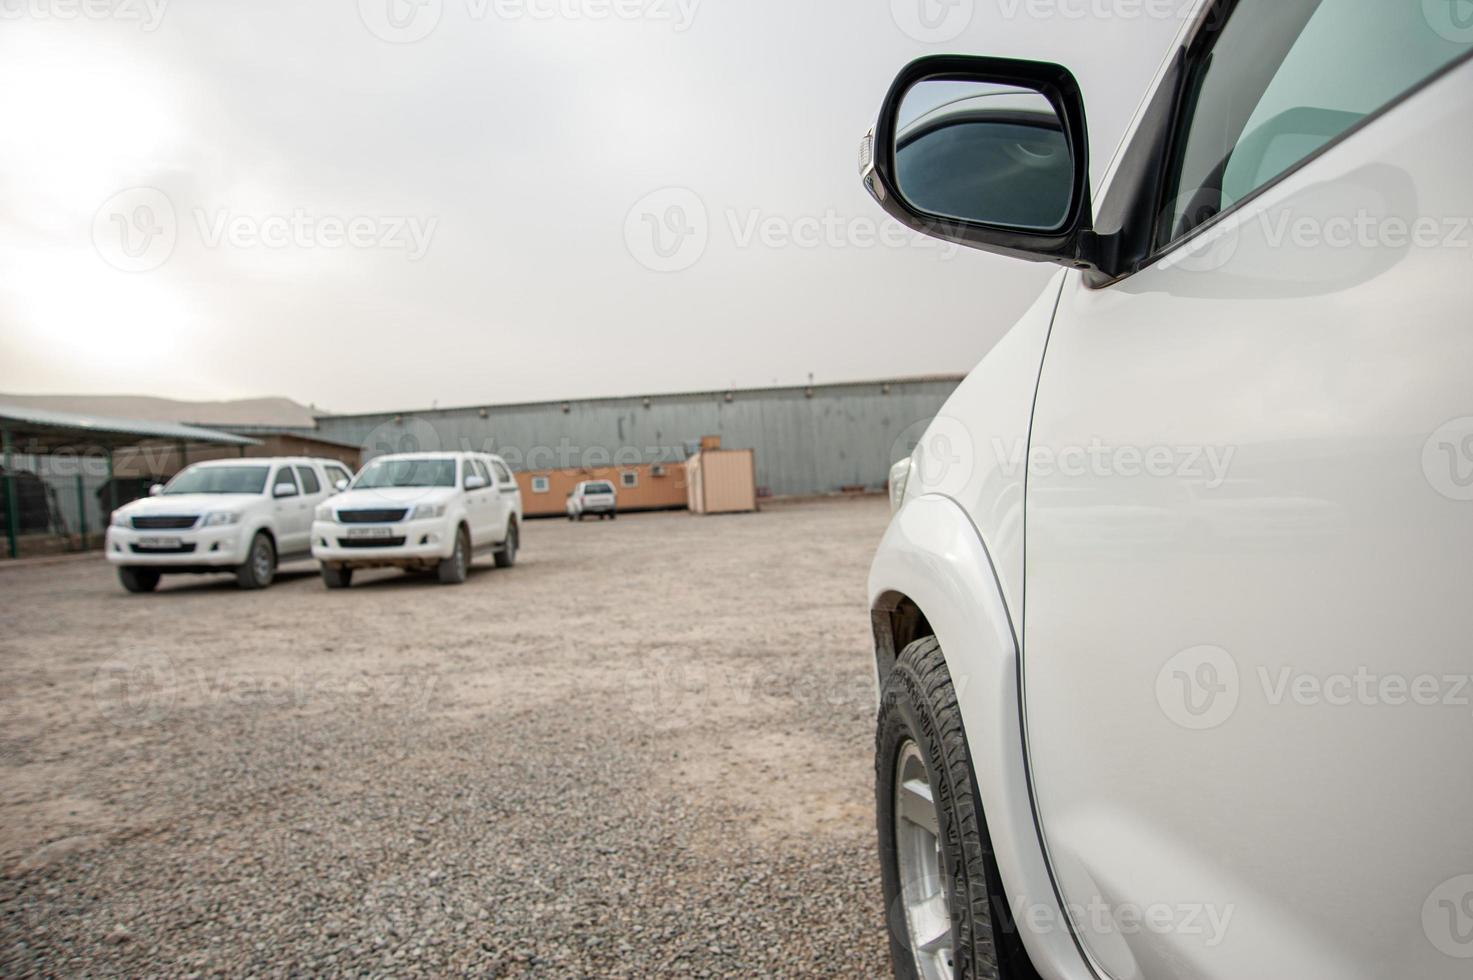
584,482,615,495
492,460,515,485
355,458,457,488
1165,0,1472,243
295,466,321,494
471,459,492,486
326,465,352,487
273,467,299,492
164,465,270,495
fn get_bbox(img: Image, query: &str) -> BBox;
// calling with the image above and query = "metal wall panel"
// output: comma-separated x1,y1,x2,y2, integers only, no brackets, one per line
313,378,961,498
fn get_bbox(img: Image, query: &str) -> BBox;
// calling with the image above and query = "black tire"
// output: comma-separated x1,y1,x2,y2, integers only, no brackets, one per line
876,637,1040,980
609,510,617,520
436,525,470,584
321,564,353,589
118,567,160,593
494,520,518,568
576,512,585,522
235,532,276,590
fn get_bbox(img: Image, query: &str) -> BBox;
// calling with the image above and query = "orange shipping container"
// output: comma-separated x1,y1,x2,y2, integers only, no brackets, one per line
516,462,688,517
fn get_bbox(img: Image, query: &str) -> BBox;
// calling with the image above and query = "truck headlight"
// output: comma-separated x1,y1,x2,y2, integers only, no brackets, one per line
889,457,912,514
202,511,242,527
110,510,130,528
410,503,446,520
315,504,334,521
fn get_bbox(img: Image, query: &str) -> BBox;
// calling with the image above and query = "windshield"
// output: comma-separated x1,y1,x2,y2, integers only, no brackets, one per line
354,458,458,489
164,465,270,495
583,482,615,494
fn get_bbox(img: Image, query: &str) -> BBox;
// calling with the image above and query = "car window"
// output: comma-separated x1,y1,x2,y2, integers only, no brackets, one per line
273,466,299,493
470,458,491,487
492,460,515,486
163,465,270,495
326,465,352,488
355,457,457,488
1163,0,1472,245
584,482,615,495
295,466,322,495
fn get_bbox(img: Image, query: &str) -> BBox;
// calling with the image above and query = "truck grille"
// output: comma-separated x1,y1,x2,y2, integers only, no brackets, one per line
337,537,407,549
338,509,408,524
132,515,199,530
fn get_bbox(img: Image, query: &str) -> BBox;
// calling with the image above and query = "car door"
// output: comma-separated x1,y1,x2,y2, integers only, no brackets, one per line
466,457,495,545
269,465,310,555
489,458,518,540
1022,5,1473,979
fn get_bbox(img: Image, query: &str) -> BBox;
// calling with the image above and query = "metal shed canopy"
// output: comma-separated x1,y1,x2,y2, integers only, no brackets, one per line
0,404,259,452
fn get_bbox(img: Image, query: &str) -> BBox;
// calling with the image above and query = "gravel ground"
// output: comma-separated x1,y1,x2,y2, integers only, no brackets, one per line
0,496,893,977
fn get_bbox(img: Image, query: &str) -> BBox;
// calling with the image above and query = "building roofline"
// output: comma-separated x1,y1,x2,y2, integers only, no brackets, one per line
312,374,966,423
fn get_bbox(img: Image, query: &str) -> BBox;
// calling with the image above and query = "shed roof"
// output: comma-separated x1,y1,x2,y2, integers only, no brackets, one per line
0,404,260,453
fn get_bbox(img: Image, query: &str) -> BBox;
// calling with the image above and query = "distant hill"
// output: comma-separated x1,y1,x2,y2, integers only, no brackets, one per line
0,394,318,429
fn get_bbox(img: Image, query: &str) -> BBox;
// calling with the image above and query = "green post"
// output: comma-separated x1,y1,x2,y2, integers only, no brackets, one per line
3,429,17,559
75,473,87,550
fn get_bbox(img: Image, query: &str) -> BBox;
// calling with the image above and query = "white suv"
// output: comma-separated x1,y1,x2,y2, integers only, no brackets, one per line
312,451,522,587
863,6,1472,980
106,457,352,593
565,480,617,521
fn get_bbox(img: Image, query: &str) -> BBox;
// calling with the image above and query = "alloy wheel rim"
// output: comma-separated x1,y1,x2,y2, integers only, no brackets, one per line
895,740,954,980
253,540,272,580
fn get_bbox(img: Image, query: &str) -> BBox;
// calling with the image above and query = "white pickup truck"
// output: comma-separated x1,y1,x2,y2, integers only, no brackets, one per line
311,451,522,587
106,457,354,592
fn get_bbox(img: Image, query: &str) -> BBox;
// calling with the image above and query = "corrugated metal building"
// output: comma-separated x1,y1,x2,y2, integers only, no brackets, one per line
312,376,963,499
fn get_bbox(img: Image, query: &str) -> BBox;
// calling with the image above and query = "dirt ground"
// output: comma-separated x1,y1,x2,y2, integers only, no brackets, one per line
0,495,895,977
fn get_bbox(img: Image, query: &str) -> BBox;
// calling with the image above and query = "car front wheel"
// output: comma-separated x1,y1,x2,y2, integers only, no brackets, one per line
876,636,1039,980
321,564,353,589
437,526,469,584
235,532,276,590
118,567,161,593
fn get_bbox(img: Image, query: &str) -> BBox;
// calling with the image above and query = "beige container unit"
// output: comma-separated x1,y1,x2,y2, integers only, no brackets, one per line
685,449,757,515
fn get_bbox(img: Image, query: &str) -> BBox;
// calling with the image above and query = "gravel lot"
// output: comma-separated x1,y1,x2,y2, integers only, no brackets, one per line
0,496,892,977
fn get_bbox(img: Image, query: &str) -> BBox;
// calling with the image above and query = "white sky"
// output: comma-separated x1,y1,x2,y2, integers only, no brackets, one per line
0,0,1193,414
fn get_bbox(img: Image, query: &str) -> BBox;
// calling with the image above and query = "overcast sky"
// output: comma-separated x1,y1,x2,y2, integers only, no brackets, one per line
0,0,1193,414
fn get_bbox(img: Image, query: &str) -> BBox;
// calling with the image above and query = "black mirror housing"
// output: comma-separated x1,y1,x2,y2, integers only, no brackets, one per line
863,55,1103,273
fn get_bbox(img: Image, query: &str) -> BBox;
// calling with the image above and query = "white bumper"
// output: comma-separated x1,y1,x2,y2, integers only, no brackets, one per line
311,517,456,566
105,522,253,568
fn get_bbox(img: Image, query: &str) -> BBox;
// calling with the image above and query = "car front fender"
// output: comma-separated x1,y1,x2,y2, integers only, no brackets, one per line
868,493,1090,980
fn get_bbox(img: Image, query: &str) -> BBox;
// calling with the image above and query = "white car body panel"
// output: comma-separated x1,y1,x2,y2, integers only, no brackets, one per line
1023,59,1473,980
869,7,1473,979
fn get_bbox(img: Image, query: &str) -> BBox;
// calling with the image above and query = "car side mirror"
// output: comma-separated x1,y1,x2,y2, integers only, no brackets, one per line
465,475,487,491
149,483,164,496
273,483,299,498
334,479,349,492
862,56,1100,273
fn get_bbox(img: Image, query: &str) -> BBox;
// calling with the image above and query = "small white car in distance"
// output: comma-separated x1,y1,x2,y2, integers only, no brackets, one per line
311,451,522,587
565,480,617,521
106,457,353,593
862,5,1473,980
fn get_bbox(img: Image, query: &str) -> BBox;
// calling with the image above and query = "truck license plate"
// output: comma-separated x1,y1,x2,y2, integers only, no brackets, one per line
346,526,393,539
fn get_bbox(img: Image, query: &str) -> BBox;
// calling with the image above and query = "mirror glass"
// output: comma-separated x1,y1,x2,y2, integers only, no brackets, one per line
893,80,1074,231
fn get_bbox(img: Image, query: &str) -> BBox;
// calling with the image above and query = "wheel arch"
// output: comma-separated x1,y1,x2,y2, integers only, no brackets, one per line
868,494,1091,980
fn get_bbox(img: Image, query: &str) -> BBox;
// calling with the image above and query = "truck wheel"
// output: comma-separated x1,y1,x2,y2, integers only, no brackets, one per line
118,567,161,593
235,532,276,590
877,637,1039,980
321,564,353,589
437,526,469,584
609,510,617,520
494,520,518,568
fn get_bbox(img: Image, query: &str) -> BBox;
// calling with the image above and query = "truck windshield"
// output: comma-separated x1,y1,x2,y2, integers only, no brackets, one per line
584,482,614,494
165,466,271,495
355,458,457,488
